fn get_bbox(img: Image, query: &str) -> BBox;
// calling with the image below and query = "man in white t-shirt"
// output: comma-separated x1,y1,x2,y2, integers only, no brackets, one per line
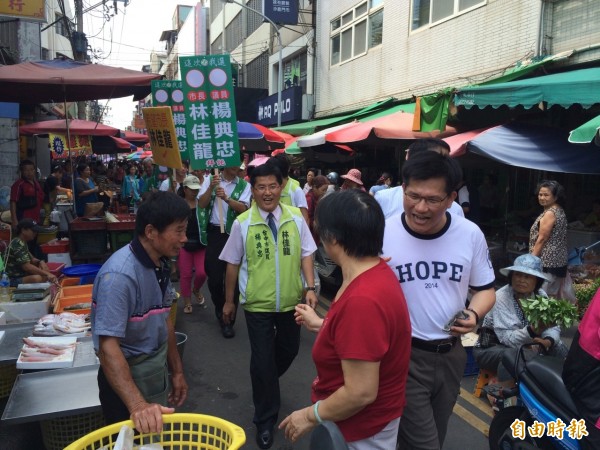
375,139,464,220
383,150,495,450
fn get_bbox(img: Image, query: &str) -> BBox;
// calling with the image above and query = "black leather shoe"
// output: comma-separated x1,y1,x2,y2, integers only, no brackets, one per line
256,428,273,449
221,324,235,338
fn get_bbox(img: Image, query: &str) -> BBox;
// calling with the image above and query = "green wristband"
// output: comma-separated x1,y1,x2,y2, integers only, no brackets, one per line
313,400,323,424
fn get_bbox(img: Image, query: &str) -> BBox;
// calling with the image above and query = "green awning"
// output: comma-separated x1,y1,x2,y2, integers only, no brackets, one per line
454,67,600,110
275,97,399,136
356,102,415,121
569,114,600,144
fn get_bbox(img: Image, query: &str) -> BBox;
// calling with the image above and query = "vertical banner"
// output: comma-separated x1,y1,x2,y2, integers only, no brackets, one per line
179,54,241,170
142,106,183,169
152,80,188,160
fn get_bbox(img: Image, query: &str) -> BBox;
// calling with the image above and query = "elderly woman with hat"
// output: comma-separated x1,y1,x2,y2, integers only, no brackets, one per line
340,169,366,192
473,254,569,382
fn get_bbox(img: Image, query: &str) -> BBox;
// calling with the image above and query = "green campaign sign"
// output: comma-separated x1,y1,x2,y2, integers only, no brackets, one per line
151,80,188,157
179,54,241,170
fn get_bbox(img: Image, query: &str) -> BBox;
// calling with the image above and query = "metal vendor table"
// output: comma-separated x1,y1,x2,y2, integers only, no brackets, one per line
0,322,37,364
1,337,100,424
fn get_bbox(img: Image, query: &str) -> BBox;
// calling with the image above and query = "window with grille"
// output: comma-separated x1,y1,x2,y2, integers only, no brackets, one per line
283,52,308,93
330,0,383,67
245,51,269,90
55,13,71,38
411,0,485,31
225,13,243,52
247,0,264,36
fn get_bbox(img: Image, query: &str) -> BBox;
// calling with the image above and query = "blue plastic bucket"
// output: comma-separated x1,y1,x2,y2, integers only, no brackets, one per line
62,264,102,285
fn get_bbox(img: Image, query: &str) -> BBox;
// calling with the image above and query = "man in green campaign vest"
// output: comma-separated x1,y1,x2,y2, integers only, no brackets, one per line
268,154,309,224
219,163,317,449
198,165,251,338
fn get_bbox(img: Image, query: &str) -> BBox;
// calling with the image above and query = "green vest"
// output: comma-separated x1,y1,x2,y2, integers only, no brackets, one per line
198,176,248,245
280,177,300,207
237,203,303,312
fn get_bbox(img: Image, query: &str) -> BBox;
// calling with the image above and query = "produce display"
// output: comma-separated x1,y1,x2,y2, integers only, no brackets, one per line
33,313,91,337
16,336,77,369
520,295,579,330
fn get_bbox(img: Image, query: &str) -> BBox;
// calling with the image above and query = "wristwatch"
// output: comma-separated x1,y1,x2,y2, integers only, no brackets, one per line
306,287,316,291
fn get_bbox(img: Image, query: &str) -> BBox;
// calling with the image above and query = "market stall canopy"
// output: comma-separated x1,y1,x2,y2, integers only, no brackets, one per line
444,128,492,157
323,111,458,146
237,121,294,153
19,119,120,136
568,114,600,145
0,59,161,103
454,67,600,110
463,122,600,174
121,130,149,145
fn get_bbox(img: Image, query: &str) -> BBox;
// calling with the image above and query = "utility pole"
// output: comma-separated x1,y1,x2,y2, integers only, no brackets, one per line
74,0,86,119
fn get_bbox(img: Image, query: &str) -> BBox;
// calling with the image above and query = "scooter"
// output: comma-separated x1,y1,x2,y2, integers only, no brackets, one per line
314,243,342,288
487,344,584,450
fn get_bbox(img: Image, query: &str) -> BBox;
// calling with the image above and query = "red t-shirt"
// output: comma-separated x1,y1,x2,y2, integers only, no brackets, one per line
10,178,44,222
311,259,412,442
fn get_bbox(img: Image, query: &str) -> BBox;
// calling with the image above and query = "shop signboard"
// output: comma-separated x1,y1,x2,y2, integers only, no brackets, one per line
151,80,188,159
141,106,183,169
179,54,240,170
257,86,302,126
0,0,45,21
263,0,298,25
49,134,92,159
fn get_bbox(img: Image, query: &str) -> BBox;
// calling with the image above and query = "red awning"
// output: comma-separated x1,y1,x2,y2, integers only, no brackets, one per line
20,119,120,136
443,128,492,157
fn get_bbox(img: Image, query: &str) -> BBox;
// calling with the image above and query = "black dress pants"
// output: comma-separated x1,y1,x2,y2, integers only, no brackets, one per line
205,226,239,325
244,309,301,429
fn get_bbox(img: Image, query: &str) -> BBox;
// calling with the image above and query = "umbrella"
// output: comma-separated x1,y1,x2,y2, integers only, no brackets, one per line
568,115,600,144
237,122,294,153
0,59,161,103
19,119,120,136
324,111,458,146
247,156,270,167
121,130,149,145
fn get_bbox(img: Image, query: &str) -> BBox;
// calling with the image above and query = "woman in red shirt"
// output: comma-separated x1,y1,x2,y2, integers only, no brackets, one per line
279,189,412,448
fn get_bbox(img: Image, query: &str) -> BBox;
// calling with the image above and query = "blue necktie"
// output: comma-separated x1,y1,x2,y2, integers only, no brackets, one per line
267,213,277,242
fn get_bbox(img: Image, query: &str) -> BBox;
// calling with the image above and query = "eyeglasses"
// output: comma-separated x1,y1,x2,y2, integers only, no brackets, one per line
254,184,281,193
404,191,449,206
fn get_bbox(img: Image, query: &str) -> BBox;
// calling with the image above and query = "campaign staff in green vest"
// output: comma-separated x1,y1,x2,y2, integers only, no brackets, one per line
268,154,309,224
219,162,318,449
198,166,251,338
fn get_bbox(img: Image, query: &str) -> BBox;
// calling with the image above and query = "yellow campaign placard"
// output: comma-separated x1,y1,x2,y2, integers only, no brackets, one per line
0,0,46,21
142,106,183,169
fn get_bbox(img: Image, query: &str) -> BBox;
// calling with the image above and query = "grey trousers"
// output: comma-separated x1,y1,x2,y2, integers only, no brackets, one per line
396,342,466,450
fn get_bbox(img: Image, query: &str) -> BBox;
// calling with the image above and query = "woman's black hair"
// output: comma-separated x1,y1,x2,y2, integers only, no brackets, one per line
536,180,566,208
76,163,89,176
508,272,545,295
315,189,384,258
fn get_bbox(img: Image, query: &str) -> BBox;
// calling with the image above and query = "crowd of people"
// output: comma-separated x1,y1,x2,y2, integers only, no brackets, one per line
4,140,598,449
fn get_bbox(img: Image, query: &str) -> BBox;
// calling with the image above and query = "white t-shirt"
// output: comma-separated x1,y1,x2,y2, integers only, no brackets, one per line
290,185,308,209
198,176,252,226
375,186,464,220
159,179,181,192
383,212,494,340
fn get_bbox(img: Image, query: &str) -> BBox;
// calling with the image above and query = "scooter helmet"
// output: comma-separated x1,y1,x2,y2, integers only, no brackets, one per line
326,171,340,186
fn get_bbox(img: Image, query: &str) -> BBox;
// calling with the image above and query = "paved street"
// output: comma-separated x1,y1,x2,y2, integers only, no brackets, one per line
0,282,493,449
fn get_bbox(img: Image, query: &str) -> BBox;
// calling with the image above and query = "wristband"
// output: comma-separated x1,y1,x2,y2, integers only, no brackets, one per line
306,287,316,291
313,400,323,424
467,308,480,323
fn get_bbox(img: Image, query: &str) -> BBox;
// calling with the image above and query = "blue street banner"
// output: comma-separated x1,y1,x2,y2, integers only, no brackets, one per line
179,54,241,170
263,0,298,25
151,80,188,159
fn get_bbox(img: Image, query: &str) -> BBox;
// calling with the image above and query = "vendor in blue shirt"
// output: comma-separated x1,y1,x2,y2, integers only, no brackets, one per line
91,191,189,433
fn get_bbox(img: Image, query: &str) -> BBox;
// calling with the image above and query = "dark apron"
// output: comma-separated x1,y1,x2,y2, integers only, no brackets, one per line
127,341,169,406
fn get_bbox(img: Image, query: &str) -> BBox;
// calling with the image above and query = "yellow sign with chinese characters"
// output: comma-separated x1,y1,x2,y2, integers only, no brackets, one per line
142,106,183,169
49,133,92,159
0,0,46,22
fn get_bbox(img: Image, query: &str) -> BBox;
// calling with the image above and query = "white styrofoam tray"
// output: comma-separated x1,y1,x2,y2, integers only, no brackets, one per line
16,336,77,370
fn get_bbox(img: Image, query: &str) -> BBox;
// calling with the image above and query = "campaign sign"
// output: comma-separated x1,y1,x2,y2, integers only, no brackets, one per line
152,80,188,158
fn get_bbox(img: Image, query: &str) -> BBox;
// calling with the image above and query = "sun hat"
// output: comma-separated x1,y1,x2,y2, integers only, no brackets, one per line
182,175,202,190
341,168,363,186
499,254,552,281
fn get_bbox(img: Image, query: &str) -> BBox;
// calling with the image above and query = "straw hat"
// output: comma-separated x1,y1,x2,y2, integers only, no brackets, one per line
341,168,363,186
499,254,552,281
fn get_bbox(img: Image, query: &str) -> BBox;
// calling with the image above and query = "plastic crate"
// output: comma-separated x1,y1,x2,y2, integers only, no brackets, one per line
41,238,70,254
47,262,65,277
106,214,136,231
64,413,246,450
41,411,105,450
72,230,108,257
109,230,134,252
54,285,93,315
0,363,17,399
63,264,102,285
464,346,479,376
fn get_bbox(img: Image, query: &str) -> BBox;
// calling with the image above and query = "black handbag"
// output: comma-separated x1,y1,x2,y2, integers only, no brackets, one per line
477,326,501,348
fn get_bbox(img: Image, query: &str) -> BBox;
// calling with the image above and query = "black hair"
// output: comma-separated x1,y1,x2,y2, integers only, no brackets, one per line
250,163,283,186
307,167,317,176
407,138,450,157
376,172,392,185
507,272,545,295
269,154,290,178
135,191,189,236
76,163,89,175
315,190,384,258
51,163,63,174
16,218,37,235
536,180,566,208
19,159,35,170
401,151,462,195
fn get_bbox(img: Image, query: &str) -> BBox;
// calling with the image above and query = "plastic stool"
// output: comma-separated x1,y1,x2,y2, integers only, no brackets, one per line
473,369,496,397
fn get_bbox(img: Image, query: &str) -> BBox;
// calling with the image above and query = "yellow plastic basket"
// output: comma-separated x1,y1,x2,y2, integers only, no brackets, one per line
63,413,246,450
